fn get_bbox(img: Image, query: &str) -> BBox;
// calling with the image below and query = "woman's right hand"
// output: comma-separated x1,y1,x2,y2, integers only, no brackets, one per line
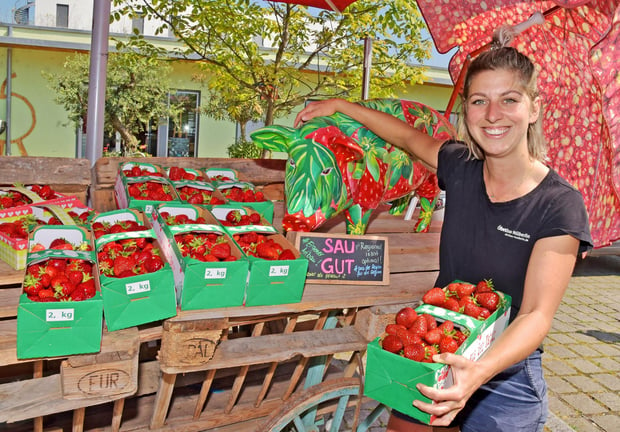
294,98,348,127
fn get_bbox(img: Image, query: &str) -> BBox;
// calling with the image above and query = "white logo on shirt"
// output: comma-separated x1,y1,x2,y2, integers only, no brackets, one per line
497,225,531,242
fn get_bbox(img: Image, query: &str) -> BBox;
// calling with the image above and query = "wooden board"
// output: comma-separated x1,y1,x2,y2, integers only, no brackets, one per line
60,327,140,400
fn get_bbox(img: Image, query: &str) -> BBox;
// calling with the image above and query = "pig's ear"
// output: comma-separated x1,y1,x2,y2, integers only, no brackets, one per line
251,126,296,153
328,132,364,163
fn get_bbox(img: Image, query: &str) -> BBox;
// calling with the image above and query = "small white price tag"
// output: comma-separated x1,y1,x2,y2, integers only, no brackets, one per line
46,308,75,322
126,280,151,295
204,268,227,279
269,265,289,277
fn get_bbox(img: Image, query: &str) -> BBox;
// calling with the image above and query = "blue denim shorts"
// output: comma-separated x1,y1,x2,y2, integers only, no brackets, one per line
392,350,548,432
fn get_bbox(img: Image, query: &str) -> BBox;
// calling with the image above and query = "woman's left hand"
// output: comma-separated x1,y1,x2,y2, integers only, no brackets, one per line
413,352,484,426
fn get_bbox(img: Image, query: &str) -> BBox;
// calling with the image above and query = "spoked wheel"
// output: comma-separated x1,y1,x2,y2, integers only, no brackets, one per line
260,377,363,432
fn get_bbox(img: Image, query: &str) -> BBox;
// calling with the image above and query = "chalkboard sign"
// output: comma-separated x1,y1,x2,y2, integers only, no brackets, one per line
289,232,389,285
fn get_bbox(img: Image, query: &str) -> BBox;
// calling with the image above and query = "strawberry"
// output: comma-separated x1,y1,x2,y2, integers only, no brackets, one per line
455,282,476,299
381,334,403,354
385,323,408,336
422,287,446,306
439,335,459,354
454,330,468,346
113,256,137,277
444,297,461,312
463,302,487,320
279,249,296,260
211,243,231,260
144,255,164,273
475,291,500,312
403,343,426,361
475,279,494,293
256,242,279,260
423,345,439,363
399,330,422,347
395,307,418,328
423,327,443,345
423,314,437,330
226,210,242,224
409,315,428,336
249,213,262,224
438,320,454,334
23,275,43,297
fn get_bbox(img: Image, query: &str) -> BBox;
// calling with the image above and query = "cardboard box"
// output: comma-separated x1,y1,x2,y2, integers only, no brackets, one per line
0,204,91,270
150,205,249,310
227,225,308,307
364,294,511,424
96,230,177,331
16,246,102,359
215,182,274,223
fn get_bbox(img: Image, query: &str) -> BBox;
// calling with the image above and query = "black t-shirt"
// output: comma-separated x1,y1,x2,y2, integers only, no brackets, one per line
436,140,593,321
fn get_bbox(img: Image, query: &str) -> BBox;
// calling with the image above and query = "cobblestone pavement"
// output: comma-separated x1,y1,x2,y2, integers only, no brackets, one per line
343,254,620,432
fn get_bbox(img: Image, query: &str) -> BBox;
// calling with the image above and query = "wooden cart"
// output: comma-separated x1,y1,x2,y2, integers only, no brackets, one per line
0,156,441,431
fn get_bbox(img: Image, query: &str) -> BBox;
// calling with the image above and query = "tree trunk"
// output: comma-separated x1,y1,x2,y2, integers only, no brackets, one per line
110,115,140,155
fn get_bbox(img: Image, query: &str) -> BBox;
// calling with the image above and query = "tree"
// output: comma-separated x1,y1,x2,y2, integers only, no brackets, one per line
44,49,181,156
111,0,432,130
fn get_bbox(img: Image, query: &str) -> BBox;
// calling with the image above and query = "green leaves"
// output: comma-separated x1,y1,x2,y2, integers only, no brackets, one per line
285,140,349,219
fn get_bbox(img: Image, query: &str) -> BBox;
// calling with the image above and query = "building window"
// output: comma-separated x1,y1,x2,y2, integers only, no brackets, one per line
167,91,200,157
56,4,69,28
132,13,144,34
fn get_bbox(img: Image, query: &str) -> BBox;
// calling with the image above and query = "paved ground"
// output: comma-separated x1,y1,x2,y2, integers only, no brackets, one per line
348,253,620,432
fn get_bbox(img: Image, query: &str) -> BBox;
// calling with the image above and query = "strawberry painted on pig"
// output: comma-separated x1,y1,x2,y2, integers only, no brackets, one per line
251,99,455,234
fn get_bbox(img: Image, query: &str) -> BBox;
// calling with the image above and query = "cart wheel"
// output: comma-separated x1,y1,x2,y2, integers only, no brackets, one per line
261,377,362,432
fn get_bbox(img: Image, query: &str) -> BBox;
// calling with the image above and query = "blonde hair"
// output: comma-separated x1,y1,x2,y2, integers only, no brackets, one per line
457,30,547,161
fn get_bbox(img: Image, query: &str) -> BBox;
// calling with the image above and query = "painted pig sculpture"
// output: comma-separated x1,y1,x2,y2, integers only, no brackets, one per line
251,99,455,234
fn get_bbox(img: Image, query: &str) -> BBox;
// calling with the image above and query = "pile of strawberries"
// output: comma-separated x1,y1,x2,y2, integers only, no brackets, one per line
233,232,296,260
380,306,469,362
176,186,226,205
1,185,59,209
97,237,164,278
220,186,266,203
127,181,176,201
159,211,207,226
122,165,164,177
220,210,263,226
91,219,147,239
174,232,237,262
24,257,96,302
167,166,206,182
422,280,502,320
66,209,94,227
208,174,235,182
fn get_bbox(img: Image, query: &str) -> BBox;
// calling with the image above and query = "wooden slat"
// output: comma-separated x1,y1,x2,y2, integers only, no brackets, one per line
160,326,368,374
0,157,91,186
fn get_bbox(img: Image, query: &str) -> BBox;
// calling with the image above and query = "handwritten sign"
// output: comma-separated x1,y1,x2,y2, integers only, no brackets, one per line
289,232,389,285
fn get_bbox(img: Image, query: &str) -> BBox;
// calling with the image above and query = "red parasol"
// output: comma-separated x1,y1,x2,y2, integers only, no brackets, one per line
272,0,357,12
415,0,620,249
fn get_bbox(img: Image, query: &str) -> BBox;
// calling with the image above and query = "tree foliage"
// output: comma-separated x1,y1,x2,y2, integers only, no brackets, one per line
111,0,432,129
44,50,180,156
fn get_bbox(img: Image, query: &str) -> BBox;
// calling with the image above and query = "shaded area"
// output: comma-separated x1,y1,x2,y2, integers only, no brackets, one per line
573,255,620,277
577,329,620,344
